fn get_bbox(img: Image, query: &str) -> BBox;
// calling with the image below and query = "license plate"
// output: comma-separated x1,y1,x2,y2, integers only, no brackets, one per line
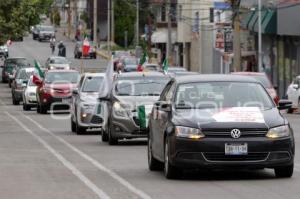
225,143,248,155
62,98,71,104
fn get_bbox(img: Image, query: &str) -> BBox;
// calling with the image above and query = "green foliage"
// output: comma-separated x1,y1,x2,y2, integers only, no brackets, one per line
50,8,61,26
0,0,53,44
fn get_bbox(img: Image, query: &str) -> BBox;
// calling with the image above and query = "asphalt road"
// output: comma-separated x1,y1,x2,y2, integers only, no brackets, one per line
1,35,300,199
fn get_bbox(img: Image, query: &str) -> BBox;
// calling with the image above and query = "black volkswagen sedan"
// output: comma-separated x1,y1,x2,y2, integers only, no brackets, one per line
148,74,295,179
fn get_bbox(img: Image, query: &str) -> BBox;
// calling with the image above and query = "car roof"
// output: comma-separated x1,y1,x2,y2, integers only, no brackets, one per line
49,56,67,60
231,72,266,76
174,74,261,84
83,73,105,77
47,69,78,73
117,71,168,78
6,57,26,60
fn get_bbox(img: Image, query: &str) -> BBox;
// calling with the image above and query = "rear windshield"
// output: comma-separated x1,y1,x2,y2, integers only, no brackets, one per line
5,58,28,66
251,75,272,88
50,57,69,64
82,76,103,92
16,70,33,79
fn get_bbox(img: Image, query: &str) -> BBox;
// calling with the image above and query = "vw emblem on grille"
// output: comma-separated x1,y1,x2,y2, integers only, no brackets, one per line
231,129,241,139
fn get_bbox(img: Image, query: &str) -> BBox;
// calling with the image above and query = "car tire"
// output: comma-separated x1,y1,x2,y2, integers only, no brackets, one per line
12,95,19,105
71,117,76,132
287,108,294,114
40,104,47,114
164,138,180,179
108,122,118,145
8,81,11,88
76,121,86,135
148,134,163,171
77,53,81,59
101,129,109,142
275,164,294,178
37,103,41,113
23,103,30,111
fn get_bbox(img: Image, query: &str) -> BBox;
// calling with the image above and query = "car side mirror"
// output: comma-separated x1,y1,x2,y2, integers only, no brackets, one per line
155,101,172,112
292,84,299,89
278,100,293,110
72,88,78,95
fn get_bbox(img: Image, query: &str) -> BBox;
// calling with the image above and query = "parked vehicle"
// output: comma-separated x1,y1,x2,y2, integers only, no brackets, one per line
0,45,9,58
32,25,41,40
45,56,70,70
11,67,34,105
144,64,160,72
22,75,38,111
74,40,97,59
37,25,55,42
1,57,29,84
71,73,107,135
101,72,170,145
167,66,187,74
148,74,294,179
232,72,279,105
286,75,300,113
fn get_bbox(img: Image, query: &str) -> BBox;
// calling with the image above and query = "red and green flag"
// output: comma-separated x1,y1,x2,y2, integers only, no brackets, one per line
33,60,44,82
137,52,147,72
162,58,169,74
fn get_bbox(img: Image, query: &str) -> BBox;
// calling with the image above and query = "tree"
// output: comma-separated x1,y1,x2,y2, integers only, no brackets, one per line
0,0,53,44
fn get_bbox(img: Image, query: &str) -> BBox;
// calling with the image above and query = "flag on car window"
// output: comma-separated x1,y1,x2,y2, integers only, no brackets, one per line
162,58,169,73
82,37,90,56
138,105,153,129
137,51,147,72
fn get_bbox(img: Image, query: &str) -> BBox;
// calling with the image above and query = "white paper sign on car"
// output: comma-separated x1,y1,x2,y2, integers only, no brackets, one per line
212,107,265,123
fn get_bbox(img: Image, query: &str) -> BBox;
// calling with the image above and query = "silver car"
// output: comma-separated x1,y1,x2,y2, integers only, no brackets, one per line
71,73,108,135
37,25,55,41
103,72,170,145
45,56,70,70
22,75,37,110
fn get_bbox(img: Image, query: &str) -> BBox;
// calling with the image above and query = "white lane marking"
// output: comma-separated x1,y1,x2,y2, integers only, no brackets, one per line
23,114,152,199
5,111,111,199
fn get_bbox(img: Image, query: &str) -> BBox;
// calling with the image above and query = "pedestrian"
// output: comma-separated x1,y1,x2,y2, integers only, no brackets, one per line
58,41,66,57
50,36,56,54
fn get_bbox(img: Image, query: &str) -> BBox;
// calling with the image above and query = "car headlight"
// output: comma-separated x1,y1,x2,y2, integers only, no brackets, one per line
175,126,205,139
50,66,55,70
266,125,290,138
113,102,128,117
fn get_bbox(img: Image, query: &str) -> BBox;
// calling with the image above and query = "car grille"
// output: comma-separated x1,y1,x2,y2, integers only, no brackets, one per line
203,152,269,162
203,129,267,138
90,115,103,124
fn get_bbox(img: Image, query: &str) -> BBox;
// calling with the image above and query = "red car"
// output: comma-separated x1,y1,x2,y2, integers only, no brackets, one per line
34,70,80,114
231,72,279,105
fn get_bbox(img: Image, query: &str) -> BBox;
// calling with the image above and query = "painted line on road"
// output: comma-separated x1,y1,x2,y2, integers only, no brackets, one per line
23,114,152,199
5,111,111,199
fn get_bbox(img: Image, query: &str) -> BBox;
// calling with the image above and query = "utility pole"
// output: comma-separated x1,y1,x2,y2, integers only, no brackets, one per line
258,0,262,71
136,0,139,46
111,0,115,43
107,0,111,54
232,0,241,71
166,0,172,61
93,0,97,45
67,4,71,39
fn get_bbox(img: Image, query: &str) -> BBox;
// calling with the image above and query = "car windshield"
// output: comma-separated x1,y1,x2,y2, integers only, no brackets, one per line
175,82,274,110
251,75,272,88
82,76,103,92
40,26,54,31
6,58,28,66
16,70,32,79
50,58,68,64
124,58,137,65
45,72,79,84
115,77,169,96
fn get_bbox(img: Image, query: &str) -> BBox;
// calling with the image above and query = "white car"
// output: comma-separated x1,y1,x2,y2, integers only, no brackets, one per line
70,73,108,135
45,56,70,70
22,75,37,111
286,75,300,113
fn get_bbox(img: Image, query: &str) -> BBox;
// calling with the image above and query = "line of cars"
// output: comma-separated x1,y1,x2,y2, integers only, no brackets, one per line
1,56,296,180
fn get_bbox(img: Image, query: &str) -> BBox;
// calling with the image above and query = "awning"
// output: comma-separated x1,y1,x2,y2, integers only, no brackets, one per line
241,11,255,29
245,10,277,34
151,29,177,44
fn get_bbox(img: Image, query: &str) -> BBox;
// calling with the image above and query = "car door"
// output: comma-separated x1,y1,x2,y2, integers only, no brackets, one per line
296,78,300,107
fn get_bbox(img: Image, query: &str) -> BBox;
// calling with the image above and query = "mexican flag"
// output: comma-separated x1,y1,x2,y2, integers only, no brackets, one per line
82,37,90,56
162,58,169,74
137,52,147,72
33,60,44,82
138,105,153,129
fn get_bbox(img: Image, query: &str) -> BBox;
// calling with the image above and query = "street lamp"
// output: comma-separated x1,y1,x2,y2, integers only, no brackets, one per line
65,3,71,38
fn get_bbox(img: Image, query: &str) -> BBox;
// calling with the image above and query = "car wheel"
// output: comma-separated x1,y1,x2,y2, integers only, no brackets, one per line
101,129,109,142
108,122,118,145
77,53,81,59
8,81,11,88
75,121,86,135
275,164,294,178
23,103,30,111
12,95,19,105
71,117,76,132
287,108,294,114
148,134,163,171
40,104,47,114
37,103,41,113
164,138,180,179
